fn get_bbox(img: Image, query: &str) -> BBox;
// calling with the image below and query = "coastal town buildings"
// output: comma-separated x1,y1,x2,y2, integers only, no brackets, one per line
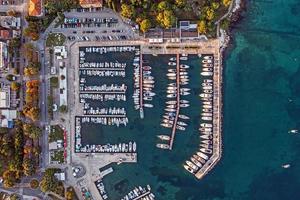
0,41,8,69
79,0,103,8
28,0,42,16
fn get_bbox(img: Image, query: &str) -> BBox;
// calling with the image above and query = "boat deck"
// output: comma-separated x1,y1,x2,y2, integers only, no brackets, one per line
169,53,180,150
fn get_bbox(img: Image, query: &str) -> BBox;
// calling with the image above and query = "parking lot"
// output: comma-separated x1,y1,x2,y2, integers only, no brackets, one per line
51,8,140,43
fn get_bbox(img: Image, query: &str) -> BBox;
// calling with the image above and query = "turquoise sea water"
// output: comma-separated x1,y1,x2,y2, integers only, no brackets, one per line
82,0,300,199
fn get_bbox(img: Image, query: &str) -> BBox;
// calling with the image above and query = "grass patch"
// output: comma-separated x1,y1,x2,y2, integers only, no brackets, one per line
50,76,59,88
51,150,64,164
49,125,64,142
46,33,66,47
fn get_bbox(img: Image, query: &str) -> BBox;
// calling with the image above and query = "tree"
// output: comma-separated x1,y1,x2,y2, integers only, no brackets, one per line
6,74,15,81
156,10,176,29
175,0,186,8
23,107,40,121
24,43,36,61
22,158,35,176
11,82,20,91
140,19,151,33
205,8,215,21
212,2,220,10
223,0,232,7
7,9,17,17
157,1,170,11
121,4,135,19
0,127,9,135
197,20,207,34
65,187,75,200
10,37,21,49
10,194,21,200
23,123,42,139
40,168,61,193
2,170,17,188
60,75,66,80
30,179,39,189
59,105,68,113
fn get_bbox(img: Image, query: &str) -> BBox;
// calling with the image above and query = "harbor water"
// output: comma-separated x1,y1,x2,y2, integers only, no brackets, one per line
79,0,300,199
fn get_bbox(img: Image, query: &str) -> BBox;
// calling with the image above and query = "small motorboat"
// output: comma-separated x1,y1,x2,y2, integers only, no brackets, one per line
178,114,189,120
201,72,213,76
168,62,176,66
180,103,189,108
143,66,151,70
144,103,153,108
180,64,190,69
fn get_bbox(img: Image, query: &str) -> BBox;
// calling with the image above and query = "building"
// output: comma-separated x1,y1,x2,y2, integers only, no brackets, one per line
79,0,102,8
0,41,8,69
54,172,66,181
0,29,12,40
0,109,16,128
28,0,42,17
0,16,21,30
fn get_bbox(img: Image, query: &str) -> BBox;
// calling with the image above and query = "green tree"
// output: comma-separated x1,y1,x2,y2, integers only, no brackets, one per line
140,19,151,33
0,127,9,135
175,0,186,8
6,74,15,81
121,4,135,19
22,158,35,176
223,0,232,7
157,1,170,11
197,20,207,34
59,105,68,113
40,168,61,193
11,82,20,91
2,170,17,188
156,10,176,29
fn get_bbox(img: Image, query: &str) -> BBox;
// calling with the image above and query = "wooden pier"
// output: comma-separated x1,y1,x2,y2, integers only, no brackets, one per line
169,53,180,150
139,53,144,119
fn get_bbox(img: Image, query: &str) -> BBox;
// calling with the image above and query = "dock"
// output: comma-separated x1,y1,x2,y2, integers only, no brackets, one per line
132,190,151,200
169,53,180,150
195,50,222,179
139,53,144,119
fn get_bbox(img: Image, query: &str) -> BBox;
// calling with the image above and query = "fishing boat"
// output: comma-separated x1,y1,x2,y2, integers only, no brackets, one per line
144,103,153,108
204,79,213,83
202,59,212,64
168,69,176,73
156,143,170,149
197,151,208,160
183,164,195,174
133,142,137,152
201,123,212,128
191,157,202,168
200,134,212,139
199,148,212,154
167,104,176,109
201,72,213,76
143,66,151,70
167,73,176,77
180,64,190,69
177,121,187,126
203,68,213,72
186,160,198,171
204,56,213,59
180,100,189,104
180,91,190,96
179,114,189,120
161,123,172,128
176,125,186,131
167,90,176,94
200,93,212,98
180,56,188,61
167,94,176,98
166,100,177,105
202,116,212,121
203,63,213,67
143,80,154,84
144,96,153,101
157,135,170,141
165,108,176,112
180,103,189,108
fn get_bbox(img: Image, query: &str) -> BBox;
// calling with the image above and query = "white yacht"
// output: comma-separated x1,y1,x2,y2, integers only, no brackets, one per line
183,164,195,174
156,143,170,149
199,148,212,154
197,151,209,160
144,103,153,108
191,157,202,168
201,72,213,76
179,114,189,120
186,160,198,171
157,135,170,141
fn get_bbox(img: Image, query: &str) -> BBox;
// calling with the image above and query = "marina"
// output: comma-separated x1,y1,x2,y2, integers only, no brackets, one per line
71,42,222,199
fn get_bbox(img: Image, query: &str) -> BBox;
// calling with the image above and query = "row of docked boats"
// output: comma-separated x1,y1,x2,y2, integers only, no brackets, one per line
80,69,126,77
200,56,214,76
83,46,137,54
83,107,126,115
81,116,128,127
80,84,127,92
75,142,137,153
95,179,108,200
157,55,191,150
79,61,127,69
121,185,155,200
184,55,215,175
79,93,126,102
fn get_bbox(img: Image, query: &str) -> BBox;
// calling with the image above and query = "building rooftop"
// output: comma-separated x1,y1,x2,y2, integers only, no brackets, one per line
28,0,42,16
79,0,103,8
0,16,21,29
0,41,8,69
